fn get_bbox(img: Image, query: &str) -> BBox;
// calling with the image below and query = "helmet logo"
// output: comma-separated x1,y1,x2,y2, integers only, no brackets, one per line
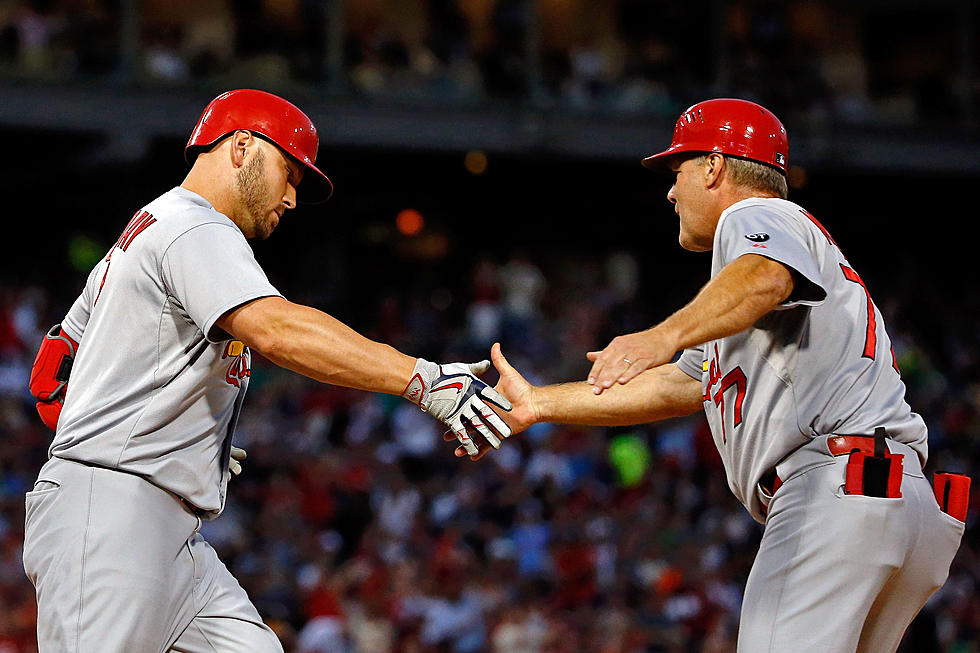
775,152,785,166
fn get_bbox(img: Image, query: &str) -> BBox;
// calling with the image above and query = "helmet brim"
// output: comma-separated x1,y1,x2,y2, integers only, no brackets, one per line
642,146,787,176
253,132,334,204
297,161,334,204
641,150,674,172
641,145,701,172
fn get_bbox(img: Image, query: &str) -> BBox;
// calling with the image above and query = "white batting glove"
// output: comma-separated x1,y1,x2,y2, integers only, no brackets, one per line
229,446,247,476
402,358,512,456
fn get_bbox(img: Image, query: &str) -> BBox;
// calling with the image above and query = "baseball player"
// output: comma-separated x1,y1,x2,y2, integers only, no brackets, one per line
25,88,510,653
456,99,968,652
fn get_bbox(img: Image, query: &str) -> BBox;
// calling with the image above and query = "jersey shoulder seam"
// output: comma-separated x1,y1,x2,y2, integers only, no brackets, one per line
157,220,246,296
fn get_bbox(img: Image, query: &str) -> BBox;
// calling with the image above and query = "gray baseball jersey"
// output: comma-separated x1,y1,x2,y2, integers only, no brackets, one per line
53,187,281,516
676,197,927,523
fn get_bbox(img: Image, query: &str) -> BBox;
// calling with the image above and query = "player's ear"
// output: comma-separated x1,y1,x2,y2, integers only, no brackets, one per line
230,130,253,168
703,152,725,188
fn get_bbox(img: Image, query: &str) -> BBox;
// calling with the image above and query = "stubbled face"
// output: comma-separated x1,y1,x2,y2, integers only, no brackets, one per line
666,156,717,252
234,143,303,240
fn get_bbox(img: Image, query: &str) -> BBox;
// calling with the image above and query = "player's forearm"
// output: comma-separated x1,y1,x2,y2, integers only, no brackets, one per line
265,309,415,394
533,364,702,426
221,297,416,394
658,254,793,351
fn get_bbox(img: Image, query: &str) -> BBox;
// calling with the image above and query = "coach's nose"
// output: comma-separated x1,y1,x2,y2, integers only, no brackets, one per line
667,184,677,204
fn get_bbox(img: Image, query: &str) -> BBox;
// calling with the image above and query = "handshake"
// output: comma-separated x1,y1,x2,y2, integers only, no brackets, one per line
402,351,515,458
228,329,671,470
233,343,528,477
402,331,678,460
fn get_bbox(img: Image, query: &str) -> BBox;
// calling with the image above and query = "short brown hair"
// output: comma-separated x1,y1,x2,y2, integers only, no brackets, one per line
693,154,789,199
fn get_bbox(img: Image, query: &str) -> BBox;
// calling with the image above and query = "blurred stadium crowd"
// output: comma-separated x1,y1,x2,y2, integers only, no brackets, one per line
0,243,977,652
0,0,973,127
1,0,978,651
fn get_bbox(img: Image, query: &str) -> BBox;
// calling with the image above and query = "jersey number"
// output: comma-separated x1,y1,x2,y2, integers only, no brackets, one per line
713,366,746,443
840,264,876,359
705,344,747,443
800,209,897,370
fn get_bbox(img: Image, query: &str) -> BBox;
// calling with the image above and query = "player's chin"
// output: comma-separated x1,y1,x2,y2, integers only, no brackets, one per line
255,218,278,240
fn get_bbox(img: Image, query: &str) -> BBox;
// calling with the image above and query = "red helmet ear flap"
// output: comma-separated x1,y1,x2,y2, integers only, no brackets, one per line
643,98,788,174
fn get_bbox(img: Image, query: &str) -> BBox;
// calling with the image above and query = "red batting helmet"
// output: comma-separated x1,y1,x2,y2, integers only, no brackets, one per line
185,89,333,203
642,98,788,174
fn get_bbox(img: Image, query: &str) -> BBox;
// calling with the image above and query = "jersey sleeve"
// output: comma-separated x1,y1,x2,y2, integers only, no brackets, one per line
676,345,704,381
719,206,826,308
161,222,282,343
61,263,103,342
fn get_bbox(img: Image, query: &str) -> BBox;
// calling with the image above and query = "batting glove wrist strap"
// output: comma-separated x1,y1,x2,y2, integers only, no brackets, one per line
402,357,512,455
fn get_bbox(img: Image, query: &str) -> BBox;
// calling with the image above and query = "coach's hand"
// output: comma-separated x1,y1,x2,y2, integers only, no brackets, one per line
586,326,677,395
403,357,512,456
444,343,539,461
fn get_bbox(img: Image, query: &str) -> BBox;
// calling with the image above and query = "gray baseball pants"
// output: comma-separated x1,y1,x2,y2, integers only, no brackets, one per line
23,456,282,653
740,436,964,652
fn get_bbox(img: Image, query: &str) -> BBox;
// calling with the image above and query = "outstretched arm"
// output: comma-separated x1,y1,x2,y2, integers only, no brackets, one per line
587,254,793,394
217,296,512,454
218,296,416,393
450,342,704,459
